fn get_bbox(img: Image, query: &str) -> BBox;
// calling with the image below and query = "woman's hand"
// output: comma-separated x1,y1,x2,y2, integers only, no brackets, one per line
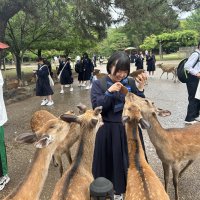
108,82,123,93
135,72,147,91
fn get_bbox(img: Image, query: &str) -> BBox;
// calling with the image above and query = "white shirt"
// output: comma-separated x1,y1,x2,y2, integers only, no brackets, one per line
0,70,8,126
184,49,200,75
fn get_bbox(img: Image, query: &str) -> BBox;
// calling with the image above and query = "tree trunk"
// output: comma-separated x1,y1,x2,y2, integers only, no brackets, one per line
0,20,7,68
15,54,22,80
38,49,42,57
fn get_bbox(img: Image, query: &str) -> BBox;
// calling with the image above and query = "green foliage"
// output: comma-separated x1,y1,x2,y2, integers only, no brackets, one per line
140,30,198,53
184,9,200,35
140,35,158,51
171,0,200,11
116,0,179,47
157,30,198,46
95,28,131,56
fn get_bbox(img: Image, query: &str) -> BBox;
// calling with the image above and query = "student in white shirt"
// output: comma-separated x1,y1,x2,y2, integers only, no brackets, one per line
184,41,200,124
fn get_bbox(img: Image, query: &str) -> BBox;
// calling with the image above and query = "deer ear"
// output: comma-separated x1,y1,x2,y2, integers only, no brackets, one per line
125,93,134,101
15,133,37,144
90,119,98,127
60,114,80,123
94,106,102,115
122,116,130,124
139,118,151,129
77,103,87,114
157,109,171,117
34,135,53,148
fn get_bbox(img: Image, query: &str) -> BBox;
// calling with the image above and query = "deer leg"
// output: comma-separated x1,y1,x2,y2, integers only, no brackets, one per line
56,156,63,177
167,72,169,79
52,155,58,167
172,165,180,200
160,72,164,79
66,149,72,164
162,162,170,192
53,153,63,177
179,160,194,178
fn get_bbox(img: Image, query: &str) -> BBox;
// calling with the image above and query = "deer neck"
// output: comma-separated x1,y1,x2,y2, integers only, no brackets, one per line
125,121,147,169
75,126,97,172
146,113,168,147
7,145,57,200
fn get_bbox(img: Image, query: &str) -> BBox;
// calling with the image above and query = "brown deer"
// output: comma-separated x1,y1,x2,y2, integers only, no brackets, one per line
157,63,177,82
122,95,170,200
4,115,77,200
51,106,103,200
126,92,200,200
30,110,56,132
30,109,81,176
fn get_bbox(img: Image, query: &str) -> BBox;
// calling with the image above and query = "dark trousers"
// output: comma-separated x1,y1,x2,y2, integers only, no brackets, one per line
185,74,200,121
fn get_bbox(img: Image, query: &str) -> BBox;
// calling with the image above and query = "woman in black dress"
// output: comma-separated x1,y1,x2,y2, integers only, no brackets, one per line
36,57,54,106
90,51,147,200
57,57,73,93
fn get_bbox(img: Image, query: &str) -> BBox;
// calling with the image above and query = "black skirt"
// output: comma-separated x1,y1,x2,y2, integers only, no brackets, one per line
92,122,147,194
92,122,128,194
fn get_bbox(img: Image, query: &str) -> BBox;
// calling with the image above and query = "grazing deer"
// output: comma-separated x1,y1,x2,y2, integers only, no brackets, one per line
4,115,77,200
126,92,200,200
122,95,170,200
51,106,103,200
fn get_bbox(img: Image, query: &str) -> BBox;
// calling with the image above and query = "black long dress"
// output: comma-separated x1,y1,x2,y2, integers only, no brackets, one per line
36,64,53,96
90,76,146,194
78,58,94,81
57,62,73,85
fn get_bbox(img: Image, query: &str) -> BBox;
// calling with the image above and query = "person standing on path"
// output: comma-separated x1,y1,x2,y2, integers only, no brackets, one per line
91,51,147,200
184,41,200,125
36,57,54,106
0,69,10,191
81,53,94,89
57,57,73,93
146,52,156,76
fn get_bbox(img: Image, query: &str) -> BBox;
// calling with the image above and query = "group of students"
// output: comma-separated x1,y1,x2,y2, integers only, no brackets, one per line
133,51,156,76
35,52,94,106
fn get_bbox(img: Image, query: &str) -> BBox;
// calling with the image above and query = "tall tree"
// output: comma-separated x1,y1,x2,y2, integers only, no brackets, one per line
114,0,179,47
4,0,113,79
184,8,200,34
171,0,200,11
0,0,43,67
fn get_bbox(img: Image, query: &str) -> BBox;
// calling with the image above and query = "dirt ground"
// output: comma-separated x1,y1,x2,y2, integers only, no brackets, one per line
1,61,200,200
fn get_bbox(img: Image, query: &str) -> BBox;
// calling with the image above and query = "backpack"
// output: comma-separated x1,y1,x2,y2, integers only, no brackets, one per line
177,51,200,83
75,62,82,73
99,76,136,93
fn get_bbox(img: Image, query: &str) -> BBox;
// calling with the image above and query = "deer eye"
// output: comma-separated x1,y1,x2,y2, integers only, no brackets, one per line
49,125,56,129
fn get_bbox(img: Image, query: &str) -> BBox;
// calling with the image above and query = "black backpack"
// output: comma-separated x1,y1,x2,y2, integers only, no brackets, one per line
75,62,82,73
177,51,200,83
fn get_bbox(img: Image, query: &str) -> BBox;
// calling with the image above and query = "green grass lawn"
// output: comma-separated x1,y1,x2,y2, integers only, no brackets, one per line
156,52,186,61
2,65,37,79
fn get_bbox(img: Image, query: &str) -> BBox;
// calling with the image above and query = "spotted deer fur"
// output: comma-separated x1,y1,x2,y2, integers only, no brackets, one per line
51,106,102,200
122,95,170,200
